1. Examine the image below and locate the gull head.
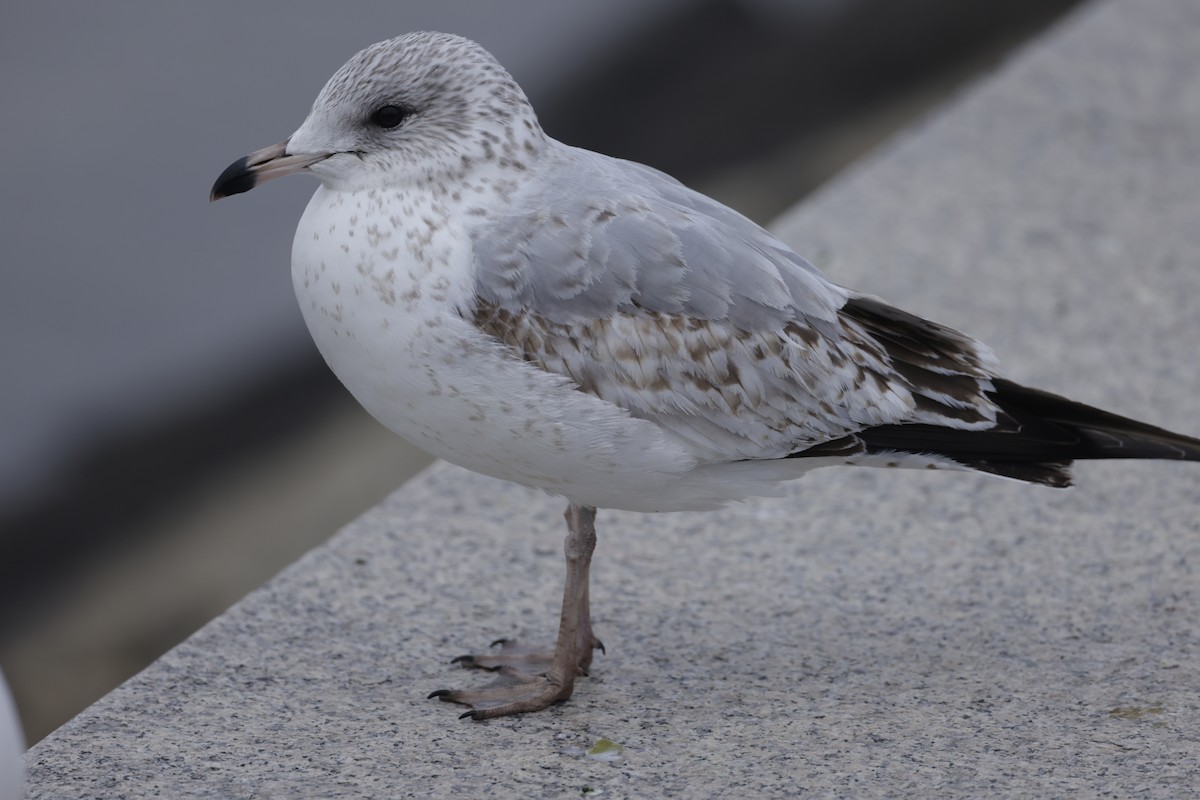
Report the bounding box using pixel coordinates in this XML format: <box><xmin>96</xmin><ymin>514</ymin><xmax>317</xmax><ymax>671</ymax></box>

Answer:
<box><xmin>211</xmin><ymin>32</ymin><xmax>545</xmax><ymax>200</ymax></box>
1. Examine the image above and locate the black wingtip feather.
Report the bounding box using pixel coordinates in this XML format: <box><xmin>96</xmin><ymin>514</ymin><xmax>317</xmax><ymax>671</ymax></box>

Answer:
<box><xmin>856</xmin><ymin>379</ymin><xmax>1200</xmax><ymax>487</ymax></box>
<box><xmin>989</xmin><ymin>379</ymin><xmax>1200</xmax><ymax>462</ymax></box>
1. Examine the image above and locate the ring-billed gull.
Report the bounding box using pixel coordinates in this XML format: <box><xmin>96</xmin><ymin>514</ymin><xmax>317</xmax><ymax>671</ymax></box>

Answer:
<box><xmin>211</xmin><ymin>31</ymin><xmax>1200</xmax><ymax>720</ymax></box>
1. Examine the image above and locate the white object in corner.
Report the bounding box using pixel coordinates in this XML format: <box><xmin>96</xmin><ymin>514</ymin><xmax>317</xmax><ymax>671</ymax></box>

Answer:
<box><xmin>0</xmin><ymin>669</ymin><xmax>22</xmax><ymax>800</ymax></box>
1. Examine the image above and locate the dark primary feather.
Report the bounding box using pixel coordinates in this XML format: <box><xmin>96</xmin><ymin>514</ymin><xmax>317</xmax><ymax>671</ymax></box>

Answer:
<box><xmin>853</xmin><ymin>379</ymin><xmax>1200</xmax><ymax>487</ymax></box>
<box><xmin>786</xmin><ymin>296</ymin><xmax>1200</xmax><ymax>487</ymax></box>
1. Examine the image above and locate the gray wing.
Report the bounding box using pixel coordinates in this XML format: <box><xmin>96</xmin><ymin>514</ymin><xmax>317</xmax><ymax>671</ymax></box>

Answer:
<box><xmin>472</xmin><ymin>145</ymin><xmax>1003</xmax><ymax>462</ymax></box>
<box><xmin>475</xmin><ymin>149</ymin><xmax>844</xmax><ymax>331</ymax></box>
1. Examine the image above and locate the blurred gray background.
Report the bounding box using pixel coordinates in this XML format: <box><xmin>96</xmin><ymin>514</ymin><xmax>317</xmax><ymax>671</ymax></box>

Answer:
<box><xmin>0</xmin><ymin>0</ymin><xmax>1079</xmax><ymax>743</ymax></box>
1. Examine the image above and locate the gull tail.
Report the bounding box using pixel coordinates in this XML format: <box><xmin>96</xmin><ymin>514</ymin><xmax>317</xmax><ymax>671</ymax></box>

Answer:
<box><xmin>854</xmin><ymin>379</ymin><xmax>1200</xmax><ymax>487</ymax></box>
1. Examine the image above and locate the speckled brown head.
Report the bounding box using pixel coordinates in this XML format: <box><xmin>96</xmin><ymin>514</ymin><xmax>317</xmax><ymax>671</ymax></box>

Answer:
<box><xmin>211</xmin><ymin>31</ymin><xmax>546</xmax><ymax>201</ymax></box>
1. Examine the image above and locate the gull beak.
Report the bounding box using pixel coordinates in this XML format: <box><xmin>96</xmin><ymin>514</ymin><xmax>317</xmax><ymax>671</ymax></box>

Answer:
<box><xmin>210</xmin><ymin>140</ymin><xmax>331</xmax><ymax>201</ymax></box>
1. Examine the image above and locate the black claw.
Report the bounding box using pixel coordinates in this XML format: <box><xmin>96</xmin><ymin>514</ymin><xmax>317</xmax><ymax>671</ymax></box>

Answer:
<box><xmin>450</xmin><ymin>655</ymin><xmax>475</xmax><ymax>666</ymax></box>
<box><xmin>595</xmin><ymin>639</ymin><xmax>606</xmax><ymax>654</ymax></box>
<box><xmin>489</xmin><ymin>638</ymin><xmax>510</xmax><ymax>648</ymax></box>
<box><xmin>427</xmin><ymin>689</ymin><xmax>453</xmax><ymax>699</ymax></box>
<box><xmin>459</xmin><ymin>710</ymin><xmax>480</xmax><ymax>720</ymax></box>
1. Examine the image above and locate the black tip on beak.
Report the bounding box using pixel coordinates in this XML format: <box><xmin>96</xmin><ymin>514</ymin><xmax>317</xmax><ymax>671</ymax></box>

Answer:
<box><xmin>210</xmin><ymin>156</ymin><xmax>256</xmax><ymax>202</ymax></box>
<box><xmin>210</xmin><ymin>140</ymin><xmax>328</xmax><ymax>202</ymax></box>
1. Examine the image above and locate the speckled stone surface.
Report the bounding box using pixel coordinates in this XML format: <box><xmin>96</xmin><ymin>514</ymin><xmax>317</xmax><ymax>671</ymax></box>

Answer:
<box><xmin>27</xmin><ymin>1</ymin><xmax>1200</xmax><ymax>796</ymax></box>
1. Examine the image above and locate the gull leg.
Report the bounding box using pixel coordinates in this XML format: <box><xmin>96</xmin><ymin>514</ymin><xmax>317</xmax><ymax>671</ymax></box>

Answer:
<box><xmin>428</xmin><ymin>503</ymin><xmax>602</xmax><ymax>720</ymax></box>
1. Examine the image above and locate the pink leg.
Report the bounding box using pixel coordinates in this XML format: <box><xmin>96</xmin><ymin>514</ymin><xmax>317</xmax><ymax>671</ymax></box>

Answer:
<box><xmin>428</xmin><ymin>503</ymin><xmax>603</xmax><ymax>720</ymax></box>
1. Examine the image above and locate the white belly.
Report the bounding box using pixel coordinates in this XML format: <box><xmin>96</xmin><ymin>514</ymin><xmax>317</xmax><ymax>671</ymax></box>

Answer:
<box><xmin>288</xmin><ymin>186</ymin><xmax>740</xmax><ymax>511</ymax></box>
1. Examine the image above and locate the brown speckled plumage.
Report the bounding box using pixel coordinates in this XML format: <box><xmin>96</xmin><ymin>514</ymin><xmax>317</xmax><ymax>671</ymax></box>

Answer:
<box><xmin>212</xmin><ymin>31</ymin><xmax>1200</xmax><ymax>721</ymax></box>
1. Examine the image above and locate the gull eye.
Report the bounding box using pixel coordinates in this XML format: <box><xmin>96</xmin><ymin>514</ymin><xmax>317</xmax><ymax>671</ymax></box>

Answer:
<box><xmin>370</xmin><ymin>105</ymin><xmax>408</xmax><ymax>129</ymax></box>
